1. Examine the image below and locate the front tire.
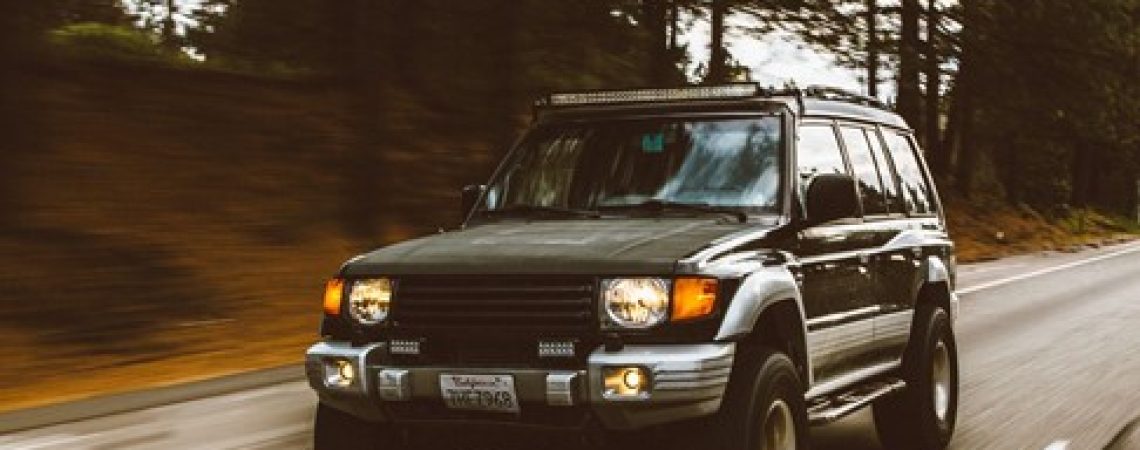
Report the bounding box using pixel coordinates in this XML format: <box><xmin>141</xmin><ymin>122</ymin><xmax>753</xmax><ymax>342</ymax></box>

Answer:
<box><xmin>873</xmin><ymin>307</ymin><xmax>959</xmax><ymax>450</ymax></box>
<box><xmin>313</xmin><ymin>403</ymin><xmax>400</xmax><ymax>450</ymax></box>
<box><xmin>719</xmin><ymin>347</ymin><xmax>808</xmax><ymax>450</ymax></box>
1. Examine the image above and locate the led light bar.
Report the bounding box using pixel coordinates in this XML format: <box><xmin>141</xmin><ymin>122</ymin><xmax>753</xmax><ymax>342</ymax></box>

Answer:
<box><xmin>547</xmin><ymin>84</ymin><xmax>761</xmax><ymax>106</ymax></box>
<box><xmin>538</xmin><ymin>340</ymin><xmax>576</xmax><ymax>358</ymax></box>
<box><xmin>389</xmin><ymin>339</ymin><xmax>421</xmax><ymax>355</ymax></box>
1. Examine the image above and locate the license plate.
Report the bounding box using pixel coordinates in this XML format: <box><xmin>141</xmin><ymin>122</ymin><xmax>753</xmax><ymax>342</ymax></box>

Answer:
<box><xmin>439</xmin><ymin>374</ymin><xmax>520</xmax><ymax>413</ymax></box>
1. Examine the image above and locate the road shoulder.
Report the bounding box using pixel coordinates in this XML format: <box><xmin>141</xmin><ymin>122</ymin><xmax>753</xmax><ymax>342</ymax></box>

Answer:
<box><xmin>0</xmin><ymin>365</ymin><xmax>302</xmax><ymax>434</ymax></box>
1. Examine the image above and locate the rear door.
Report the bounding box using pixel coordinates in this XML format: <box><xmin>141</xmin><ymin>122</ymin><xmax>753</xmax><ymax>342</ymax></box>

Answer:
<box><xmin>834</xmin><ymin>124</ymin><xmax>910</xmax><ymax>365</ymax></box>
<box><xmin>873</xmin><ymin>130</ymin><xmax>945</xmax><ymax>360</ymax></box>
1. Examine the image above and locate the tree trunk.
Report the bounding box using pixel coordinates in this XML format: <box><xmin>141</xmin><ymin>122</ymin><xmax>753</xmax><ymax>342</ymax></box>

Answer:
<box><xmin>707</xmin><ymin>0</ymin><xmax>729</xmax><ymax>83</ymax></box>
<box><xmin>162</xmin><ymin>0</ymin><xmax>178</xmax><ymax>49</ymax></box>
<box><xmin>645</xmin><ymin>0</ymin><xmax>670</xmax><ymax>84</ymax></box>
<box><xmin>897</xmin><ymin>0</ymin><xmax>923</xmax><ymax>133</ymax></box>
<box><xmin>0</xmin><ymin>3</ymin><xmax>39</xmax><ymax>232</ymax></box>
<box><xmin>341</xmin><ymin>0</ymin><xmax>389</xmax><ymax>242</ymax></box>
<box><xmin>953</xmin><ymin>0</ymin><xmax>978</xmax><ymax>197</ymax></box>
<box><xmin>491</xmin><ymin>0</ymin><xmax>519</xmax><ymax>153</ymax></box>
<box><xmin>1070</xmin><ymin>141</ymin><xmax>1091</xmax><ymax>208</ymax></box>
<box><xmin>0</xmin><ymin>10</ymin><xmax>19</xmax><ymax>231</ymax></box>
<box><xmin>924</xmin><ymin>0</ymin><xmax>945</xmax><ymax>176</ymax></box>
<box><xmin>866</xmin><ymin>0</ymin><xmax>879</xmax><ymax>98</ymax></box>
<box><xmin>668</xmin><ymin>1</ymin><xmax>679</xmax><ymax>52</ymax></box>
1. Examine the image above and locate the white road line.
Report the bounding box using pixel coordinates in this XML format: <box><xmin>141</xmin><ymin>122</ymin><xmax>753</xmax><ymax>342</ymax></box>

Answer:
<box><xmin>0</xmin><ymin>434</ymin><xmax>84</xmax><ymax>450</ymax></box>
<box><xmin>958</xmin><ymin>242</ymin><xmax>1140</xmax><ymax>295</ymax></box>
<box><xmin>1043</xmin><ymin>440</ymin><xmax>1070</xmax><ymax>450</ymax></box>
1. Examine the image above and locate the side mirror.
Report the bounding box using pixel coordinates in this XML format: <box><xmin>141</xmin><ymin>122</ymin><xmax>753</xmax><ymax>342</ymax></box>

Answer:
<box><xmin>804</xmin><ymin>174</ymin><xmax>859</xmax><ymax>225</ymax></box>
<box><xmin>460</xmin><ymin>184</ymin><xmax>487</xmax><ymax>220</ymax></box>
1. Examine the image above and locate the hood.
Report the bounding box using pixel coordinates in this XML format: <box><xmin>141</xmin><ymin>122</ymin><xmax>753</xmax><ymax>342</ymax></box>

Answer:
<box><xmin>342</xmin><ymin>218</ymin><xmax>772</xmax><ymax>276</ymax></box>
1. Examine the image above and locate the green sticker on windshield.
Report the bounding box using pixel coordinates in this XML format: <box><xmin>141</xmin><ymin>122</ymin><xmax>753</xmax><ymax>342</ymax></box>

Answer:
<box><xmin>641</xmin><ymin>132</ymin><xmax>665</xmax><ymax>153</ymax></box>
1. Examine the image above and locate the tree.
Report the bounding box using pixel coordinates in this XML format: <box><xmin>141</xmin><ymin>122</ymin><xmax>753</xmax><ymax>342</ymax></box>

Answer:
<box><xmin>897</xmin><ymin>0</ymin><xmax>923</xmax><ymax>136</ymax></box>
<box><xmin>866</xmin><ymin>0</ymin><xmax>880</xmax><ymax>98</ymax></box>
<box><xmin>923</xmin><ymin>0</ymin><xmax>945</xmax><ymax>176</ymax></box>
<box><xmin>644</xmin><ymin>0</ymin><xmax>671</xmax><ymax>83</ymax></box>
<box><xmin>706</xmin><ymin>0</ymin><xmax>730</xmax><ymax>83</ymax></box>
<box><xmin>957</xmin><ymin>0</ymin><xmax>1140</xmax><ymax>211</ymax></box>
<box><xmin>161</xmin><ymin>0</ymin><xmax>177</xmax><ymax>48</ymax></box>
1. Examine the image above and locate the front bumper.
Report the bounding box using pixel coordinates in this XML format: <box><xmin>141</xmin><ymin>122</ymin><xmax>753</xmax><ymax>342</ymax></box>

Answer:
<box><xmin>305</xmin><ymin>341</ymin><xmax>735</xmax><ymax>430</ymax></box>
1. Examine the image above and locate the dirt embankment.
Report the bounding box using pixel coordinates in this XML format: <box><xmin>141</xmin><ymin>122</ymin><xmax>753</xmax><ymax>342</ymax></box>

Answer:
<box><xmin>0</xmin><ymin>63</ymin><xmax>1131</xmax><ymax>413</ymax></box>
<box><xmin>945</xmin><ymin>195</ymin><xmax>1134</xmax><ymax>263</ymax></box>
<box><xmin>0</xmin><ymin>63</ymin><xmax>496</xmax><ymax>412</ymax></box>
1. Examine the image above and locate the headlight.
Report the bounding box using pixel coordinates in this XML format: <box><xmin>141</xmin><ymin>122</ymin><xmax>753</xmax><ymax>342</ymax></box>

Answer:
<box><xmin>601</xmin><ymin>278</ymin><xmax>669</xmax><ymax>329</ymax></box>
<box><xmin>347</xmin><ymin>278</ymin><xmax>392</xmax><ymax>325</ymax></box>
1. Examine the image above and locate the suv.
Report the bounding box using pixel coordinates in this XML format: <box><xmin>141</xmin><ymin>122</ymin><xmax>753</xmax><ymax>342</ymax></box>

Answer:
<box><xmin>306</xmin><ymin>84</ymin><xmax>959</xmax><ymax>450</ymax></box>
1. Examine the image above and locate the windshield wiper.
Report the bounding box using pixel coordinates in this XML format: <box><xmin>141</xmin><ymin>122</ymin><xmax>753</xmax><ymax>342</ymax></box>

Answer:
<box><xmin>599</xmin><ymin>200</ymin><xmax>749</xmax><ymax>223</ymax></box>
<box><xmin>482</xmin><ymin>205</ymin><xmax>601</xmax><ymax>219</ymax></box>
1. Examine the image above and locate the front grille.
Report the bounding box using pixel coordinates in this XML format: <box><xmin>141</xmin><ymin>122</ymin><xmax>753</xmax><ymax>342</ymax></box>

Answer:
<box><xmin>392</xmin><ymin>275</ymin><xmax>596</xmax><ymax>332</ymax></box>
<box><xmin>390</xmin><ymin>276</ymin><xmax>596</xmax><ymax>367</ymax></box>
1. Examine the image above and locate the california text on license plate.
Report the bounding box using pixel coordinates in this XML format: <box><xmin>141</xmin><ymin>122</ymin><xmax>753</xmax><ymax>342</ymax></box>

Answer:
<box><xmin>439</xmin><ymin>374</ymin><xmax>520</xmax><ymax>413</ymax></box>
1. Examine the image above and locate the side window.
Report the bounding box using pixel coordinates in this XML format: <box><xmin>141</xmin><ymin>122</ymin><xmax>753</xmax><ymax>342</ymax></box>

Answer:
<box><xmin>883</xmin><ymin>132</ymin><xmax>935</xmax><ymax>215</ymax></box>
<box><xmin>839</xmin><ymin>126</ymin><xmax>890</xmax><ymax>215</ymax></box>
<box><xmin>865</xmin><ymin>129</ymin><xmax>905</xmax><ymax>213</ymax></box>
<box><xmin>796</xmin><ymin>124</ymin><xmax>849</xmax><ymax>198</ymax></box>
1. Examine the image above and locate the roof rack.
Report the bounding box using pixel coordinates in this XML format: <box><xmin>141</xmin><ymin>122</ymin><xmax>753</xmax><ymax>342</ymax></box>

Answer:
<box><xmin>537</xmin><ymin>83</ymin><xmax>891</xmax><ymax>113</ymax></box>
<box><xmin>800</xmin><ymin>85</ymin><xmax>889</xmax><ymax>110</ymax></box>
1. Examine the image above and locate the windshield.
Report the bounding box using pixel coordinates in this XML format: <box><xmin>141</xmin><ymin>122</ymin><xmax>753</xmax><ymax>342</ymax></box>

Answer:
<box><xmin>481</xmin><ymin>116</ymin><xmax>785</xmax><ymax>216</ymax></box>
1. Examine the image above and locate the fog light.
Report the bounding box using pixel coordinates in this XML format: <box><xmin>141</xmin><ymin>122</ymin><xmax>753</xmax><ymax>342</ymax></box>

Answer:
<box><xmin>622</xmin><ymin>368</ymin><xmax>643</xmax><ymax>390</ymax></box>
<box><xmin>324</xmin><ymin>358</ymin><xmax>356</xmax><ymax>388</ymax></box>
<box><xmin>603</xmin><ymin>366</ymin><xmax>650</xmax><ymax>398</ymax></box>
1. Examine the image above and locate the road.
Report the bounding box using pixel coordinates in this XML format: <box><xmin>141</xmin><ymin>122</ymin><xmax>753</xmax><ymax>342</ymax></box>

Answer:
<box><xmin>4</xmin><ymin>242</ymin><xmax>1140</xmax><ymax>449</ymax></box>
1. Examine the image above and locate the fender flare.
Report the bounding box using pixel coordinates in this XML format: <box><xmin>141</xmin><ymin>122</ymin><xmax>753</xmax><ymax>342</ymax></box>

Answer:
<box><xmin>922</xmin><ymin>254</ymin><xmax>960</xmax><ymax>323</ymax></box>
<box><xmin>926</xmin><ymin>255</ymin><xmax>951</xmax><ymax>284</ymax></box>
<box><xmin>715</xmin><ymin>265</ymin><xmax>811</xmax><ymax>385</ymax></box>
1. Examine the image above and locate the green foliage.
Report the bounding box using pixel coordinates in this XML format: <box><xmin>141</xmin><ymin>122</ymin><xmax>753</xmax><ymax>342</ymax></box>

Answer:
<box><xmin>47</xmin><ymin>22</ymin><xmax>189</xmax><ymax>65</ymax></box>
<box><xmin>1</xmin><ymin>0</ymin><xmax>131</xmax><ymax>56</ymax></box>
<box><xmin>965</xmin><ymin>0</ymin><xmax>1140</xmax><ymax>212</ymax></box>
<box><xmin>190</xmin><ymin>0</ymin><xmax>659</xmax><ymax>89</ymax></box>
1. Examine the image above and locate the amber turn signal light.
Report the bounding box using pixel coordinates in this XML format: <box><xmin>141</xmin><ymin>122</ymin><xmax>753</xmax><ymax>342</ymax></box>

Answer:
<box><xmin>671</xmin><ymin>277</ymin><xmax>718</xmax><ymax>321</ymax></box>
<box><xmin>323</xmin><ymin>278</ymin><xmax>345</xmax><ymax>316</ymax></box>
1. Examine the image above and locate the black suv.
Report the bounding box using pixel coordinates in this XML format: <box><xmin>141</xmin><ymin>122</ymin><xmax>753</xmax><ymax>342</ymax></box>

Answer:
<box><xmin>306</xmin><ymin>84</ymin><xmax>959</xmax><ymax>450</ymax></box>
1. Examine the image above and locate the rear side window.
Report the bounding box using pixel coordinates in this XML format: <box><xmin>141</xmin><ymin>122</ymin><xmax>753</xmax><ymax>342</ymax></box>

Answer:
<box><xmin>796</xmin><ymin>124</ymin><xmax>849</xmax><ymax>197</ymax></box>
<box><xmin>865</xmin><ymin>129</ymin><xmax>905</xmax><ymax>213</ymax></box>
<box><xmin>883</xmin><ymin>132</ymin><xmax>935</xmax><ymax>215</ymax></box>
<box><xmin>840</xmin><ymin>126</ymin><xmax>892</xmax><ymax>215</ymax></box>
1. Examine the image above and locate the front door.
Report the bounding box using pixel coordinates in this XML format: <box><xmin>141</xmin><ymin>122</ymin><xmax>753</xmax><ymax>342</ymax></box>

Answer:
<box><xmin>794</xmin><ymin>121</ymin><xmax>880</xmax><ymax>383</ymax></box>
<box><xmin>796</xmin><ymin>224</ymin><xmax>880</xmax><ymax>383</ymax></box>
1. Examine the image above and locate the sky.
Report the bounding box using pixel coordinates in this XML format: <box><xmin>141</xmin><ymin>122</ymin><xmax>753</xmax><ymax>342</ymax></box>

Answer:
<box><xmin>681</xmin><ymin>13</ymin><xmax>867</xmax><ymax>95</ymax></box>
<box><xmin>122</xmin><ymin>0</ymin><xmax>203</xmax><ymax>34</ymax></box>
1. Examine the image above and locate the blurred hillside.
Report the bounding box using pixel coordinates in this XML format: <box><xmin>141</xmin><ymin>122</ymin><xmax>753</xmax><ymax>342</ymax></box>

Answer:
<box><xmin>0</xmin><ymin>61</ymin><xmax>505</xmax><ymax>410</ymax></box>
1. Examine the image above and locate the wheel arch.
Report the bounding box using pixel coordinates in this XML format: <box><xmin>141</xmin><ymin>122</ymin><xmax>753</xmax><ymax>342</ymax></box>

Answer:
<box><xmin>920</xmin><ymin>255</ymin><xmax>956</xmax><ymax>321</ymax></box>
<box><xmin>715</xmin><ymin>265</ymin><xmax>811</xmax><ymax>387</ymax></box>
<box><xmin>903</xmin><ymin>256</ymin><xmax>957</xmax><ymax>358</ymax></box>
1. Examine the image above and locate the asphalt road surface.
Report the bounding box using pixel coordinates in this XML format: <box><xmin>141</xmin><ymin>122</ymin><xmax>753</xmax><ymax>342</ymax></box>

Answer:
<box><xmin>4</xmin><ymin>242</ymin><xmax>1140</xmax><ymax>450</ymax></box>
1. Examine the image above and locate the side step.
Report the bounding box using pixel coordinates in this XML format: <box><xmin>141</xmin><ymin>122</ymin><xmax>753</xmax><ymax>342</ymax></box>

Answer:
<box><xmin>807</xmin><ymin>379</ymin><xmax>907</xmax><ymax>426</ymax></box>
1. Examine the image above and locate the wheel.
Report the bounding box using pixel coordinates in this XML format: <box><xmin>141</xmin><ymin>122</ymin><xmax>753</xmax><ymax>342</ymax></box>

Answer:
<box><xmin>313</xmin><ymin>403</ymin><xmax>401</xmax><ymax>450</ymax></box>
<box><xmin>718</xmin><ymin>347</ymin><xmax>808</xmax><ymax>450</ymax></box>
<box><xmin>873</xmin><ymin>307</ymin><xmax>959</xmax><ymax>450</ymax></box>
